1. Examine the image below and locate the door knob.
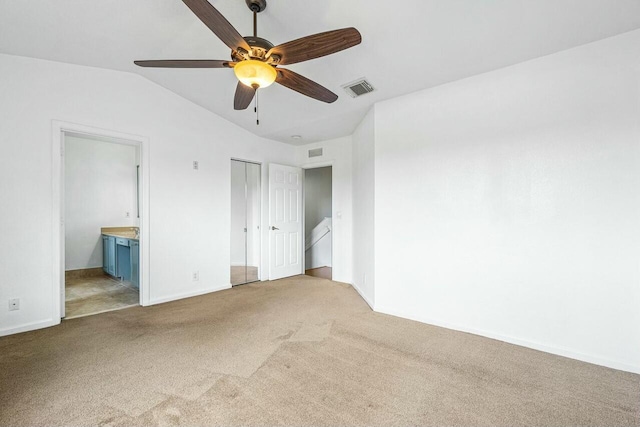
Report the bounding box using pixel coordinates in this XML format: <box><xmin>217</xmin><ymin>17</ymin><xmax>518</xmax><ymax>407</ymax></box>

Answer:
<box><xmin>271</xmin><ymin>226</ymin><xmax>279</xmax><ymax>230</ymax></box>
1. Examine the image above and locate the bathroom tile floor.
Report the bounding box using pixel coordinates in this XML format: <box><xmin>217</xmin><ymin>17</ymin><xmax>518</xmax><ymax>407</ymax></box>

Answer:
<box><xmin>65</xmin><ymin>274</ymin><xmax>139</xmax><ymax>319</ymax></box>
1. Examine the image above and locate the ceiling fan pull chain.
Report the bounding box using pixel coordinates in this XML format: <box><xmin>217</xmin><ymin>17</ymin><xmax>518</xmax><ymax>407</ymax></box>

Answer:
<box><xmin>255</xmin><ymin>88</ymin><xmax>260</xmax><ymax>125</ymax></box>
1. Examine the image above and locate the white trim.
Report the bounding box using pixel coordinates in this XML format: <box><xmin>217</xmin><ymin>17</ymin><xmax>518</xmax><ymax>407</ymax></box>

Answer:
<box><xmin>351</xmin><ymin>282</ymin><xmax>374</xmax><ymax>310</ymax></box>
<box><xmin>0</xmin><ymin>319</ymin><xmax>59</xmax><ymax>337</ymax></box>
<box><xmin>230</xmin><ymin>157</ymin><xmax>262</xmax><ymax>166</ymax></box>
<box><xmin>52</xmin><ymin>120</ymin><xmax>152</xmax><ymax>325</ymax></box>
<box><xmin>65</xmin><ymin>266</ymin><xmax>104</xmax><ymax>272</ymax></box>
<box><xmin>52</xmin><ymin>123</ymin><xmax>63</xmax><ymax>321</ymax></box>
<box><xmin>64</xmin><ymin>304</ymin><xmax>139</xmax><ymax>320</ymax></box>
<box><xmin>300</xmin><ymin>160</ymin><xmax>334</xmax><ymax>170</ymax></box>
<box><xmin>149</xmin><ymin>284</ymin><xmax>231</xmax><ymax>305</ymax></box>
<box><xmin>375</xmin><ymin>304</ymin><xmax>640</xmax><ymax>374</ymax></box>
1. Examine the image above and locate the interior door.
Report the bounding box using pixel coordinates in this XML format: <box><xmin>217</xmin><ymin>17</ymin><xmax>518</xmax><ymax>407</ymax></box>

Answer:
<box><xmin>230</xmin><ymin>160</ymin><xmax>249</xmax><ymax>285</ymax></box>
<box><xmin>269</xmin><ymin>163</ymin><xmax>303</xmax><ymax>280</ymax></box>
<box><xmin>230</xmin><ymin>160</ymin><xmax>261</xmax><ymax>286</ymax></box>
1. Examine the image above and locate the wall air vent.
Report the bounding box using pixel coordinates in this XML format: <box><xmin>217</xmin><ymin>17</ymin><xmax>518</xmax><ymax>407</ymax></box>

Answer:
<box><xmin>308</xmin><ymin>148</ymin><xmax>323</xmax><ymax>158</ymax></box>
<box><xmin>342</xmin><ymin>78</ymin><xmax>375</xmax><ymax>98</ymax></box>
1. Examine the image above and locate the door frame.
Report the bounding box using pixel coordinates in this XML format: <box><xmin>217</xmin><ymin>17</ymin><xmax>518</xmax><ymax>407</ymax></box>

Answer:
<box><xmin>230</xmin><ymin>158</ymin><xmax>262</xmax><ymax>285</ymax></box>
<box><xmin>301</xmin><ymin>161</ymin><xmax>334</xmax><ymax>277</ymax></box>
<box><xmin>52</xmin><ymin>120</ymin><xmax>151</xmax><ymax>320</ymax></box>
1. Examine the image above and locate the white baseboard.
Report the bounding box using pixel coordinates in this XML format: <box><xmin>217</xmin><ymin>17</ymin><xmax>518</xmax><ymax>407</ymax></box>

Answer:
<box><xmin>65</xmin><ymin>266</ymin><xmax>102</xmax><ymax>272</ymax></box>
<box><xmin>148</xmin><ymin>284</ymin><xmax>232</xmax><ymax>306</ymax></box>
<box><xmin>351</xmin><ymin>282</ymin><xmax>375</xmax><ymax>310</ymax></box>
<box><xmin>375</xmin><ymin>305</ymin><xmax>640</xmax><ymax>374</ymax></box>
<box><xmin>0</xmin><ymin>318</ymin><xmax>60</xmax><ymax>337</ymax></box>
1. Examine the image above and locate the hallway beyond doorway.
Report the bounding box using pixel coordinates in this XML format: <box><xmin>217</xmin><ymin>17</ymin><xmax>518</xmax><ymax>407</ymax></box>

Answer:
<box><xmin>305</xmin><ymin>266</ymin><xmax>332</xmax><ymax>280</ymax></box>
<box><xmin>304</xmin><ymin>166</ymin><xmax>332</xmax><ymax>280</ymax></box>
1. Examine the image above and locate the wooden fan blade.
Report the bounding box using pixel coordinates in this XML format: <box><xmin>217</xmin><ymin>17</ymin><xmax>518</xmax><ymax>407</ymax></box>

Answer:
<box><xmin>234</xmin><ymin>82</ymin><xmax>256</xmax><ymax>110</ymax></box>
<box><xmin>267</xmin><ymin>28</ymin><xmax>361</xmax><ymax>65</ymax></box>
<box><xmin>182</xmin><ymin>0</ymin><xmax>250</xmax><ymax>52</ymax></box>
<box><xmin>276</xmin><ymin>68</ymin><xmax>338</xmax><ymax>103</ymax></box>
<box><xmin>134</xmin><ymin>60</ymin><xmax>234</xmax><ymax>68</ymax></box>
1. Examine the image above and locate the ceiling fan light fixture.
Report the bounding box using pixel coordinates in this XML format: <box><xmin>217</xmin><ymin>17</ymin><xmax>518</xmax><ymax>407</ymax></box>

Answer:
<box><xmin>234</xmin><ymin>60</ymin><xmax>277</xmax><ymax>88</ymax></box>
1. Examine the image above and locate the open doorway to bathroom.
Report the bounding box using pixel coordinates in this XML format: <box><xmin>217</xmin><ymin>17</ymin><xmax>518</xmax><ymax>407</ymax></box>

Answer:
<box><xmin>304</xmin><ymin>166</ymin><xmax>332</xmax><ymax>280</ymax></box>
<box><xmin>62</xmin><ymin>132</ymin><xmax>141</xmax><ymax>319</ymax></box>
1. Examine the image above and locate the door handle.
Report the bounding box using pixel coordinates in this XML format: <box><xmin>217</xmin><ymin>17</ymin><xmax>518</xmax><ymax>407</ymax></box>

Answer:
<box><xmin>271</xmin><ymin>226</ymin><xmax>279</xmax><ymax>230</ymax></box>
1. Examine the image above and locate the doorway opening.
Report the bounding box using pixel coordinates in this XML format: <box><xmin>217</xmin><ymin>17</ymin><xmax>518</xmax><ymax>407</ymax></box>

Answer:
<box><xmin>304</xmin><ymin>166</ymin><xmax>332</xmax><ymax>280</ymax></box>
<box><xmin>230</xmin><ymin>159</ymin><xmax>262</xmax><ymax>286</ymax></box>
<box><xmin>62</xmin><ymin>131</ymin><xmax>142</xmax><ymax>319</ymax></box>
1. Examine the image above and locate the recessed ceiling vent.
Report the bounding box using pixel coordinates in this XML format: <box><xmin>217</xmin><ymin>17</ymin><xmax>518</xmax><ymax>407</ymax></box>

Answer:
<box><xmin>308</xmin><ymin>148</ymin><xmax>323</xmax><ymax>158</ymax></box>
<box><xmin>342</xmin><ymin>78</ymin><xmax>375</xmax><ymax>98</ymax></box>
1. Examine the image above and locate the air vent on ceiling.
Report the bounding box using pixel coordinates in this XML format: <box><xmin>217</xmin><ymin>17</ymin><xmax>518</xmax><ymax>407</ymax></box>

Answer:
<box><xmin>342</xmin><ymin>78</ymin><xmax>375</xmax><ymax>98</ymax></box>
<box><xmin>308</xmin><ymin>148</ymin><xmax>323</xmax><ymax>158</ymax></box>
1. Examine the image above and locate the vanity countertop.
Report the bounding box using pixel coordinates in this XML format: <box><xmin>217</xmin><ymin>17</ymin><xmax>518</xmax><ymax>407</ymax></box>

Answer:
<box><xmin>101</xmin><ymin>227</ymin><xmax>139</xmax><ymax>241</ymax></box>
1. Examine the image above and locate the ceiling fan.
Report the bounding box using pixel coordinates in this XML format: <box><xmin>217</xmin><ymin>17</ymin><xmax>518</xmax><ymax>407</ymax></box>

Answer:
<box><xmin>134</xmin><ymin>0</ymin><xmax>362</xmax><ymax>112</ymax></box>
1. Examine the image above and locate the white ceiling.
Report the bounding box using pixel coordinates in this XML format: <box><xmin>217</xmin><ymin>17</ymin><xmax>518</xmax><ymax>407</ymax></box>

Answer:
<box><xmin>1</xmin><ymin>1</ymin><xmax>640</xmax><ymax>145</ymax></box>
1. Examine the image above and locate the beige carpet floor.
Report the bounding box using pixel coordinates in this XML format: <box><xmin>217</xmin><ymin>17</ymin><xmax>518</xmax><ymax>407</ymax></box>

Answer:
<box><xmin>1</xmin><ymin>275</ymin><xmax>638</xmax><ymax>426</ymax></box>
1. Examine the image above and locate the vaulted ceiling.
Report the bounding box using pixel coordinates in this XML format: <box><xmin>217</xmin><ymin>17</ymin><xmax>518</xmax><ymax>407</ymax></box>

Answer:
<box><xmin>1</xmin><ymin>0</ymin><xmax>640</xmax><ymax>145</ymax></box>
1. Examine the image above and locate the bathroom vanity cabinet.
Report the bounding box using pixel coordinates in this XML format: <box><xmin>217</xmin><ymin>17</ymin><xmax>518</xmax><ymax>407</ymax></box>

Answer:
<box><xmin>102</xmin><ymin>232</ymin><xmax>139</xmax><ymax>288</ymax></box>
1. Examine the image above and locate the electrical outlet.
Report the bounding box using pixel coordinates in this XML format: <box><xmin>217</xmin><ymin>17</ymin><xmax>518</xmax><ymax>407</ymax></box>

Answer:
<box><xmin>192</xmin><ymin>271</ymin><xmax>199</xmax><ymax>281</ymax></box>
<box><xmin>125</xmin><ymin>211</ymin><xmax>130</xmax><ymax>218</ymax></box>
<box><xmin>193</xmin><ymin>161</ymin><xmax>199</xmax><ymax>170</ymax></box>
<box><xmin>9</xmin><ymin>298</ymin><xmax>19</xmax><ymax>311</ymax></box>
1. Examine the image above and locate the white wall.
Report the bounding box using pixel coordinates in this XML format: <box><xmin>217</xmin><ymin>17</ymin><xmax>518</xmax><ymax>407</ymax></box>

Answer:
<box><xmin>295</xmin><ymin>137</ymin><xmax>353</xmax><ymax>284</ymax></box>
<box><xmin>65</xmin><ymin>135</ymin><xmax>138</xmax><ymax>270</ymax></box>
<box><xmin>372</xmin><ymin>30</ymin><xmax>640</xmax><ymax>373</ymax></box>
<box><xmin>351</xmin><ymin>108</ymin><xmax>376</xmax><ymax>308</ymax></box>
<box><xmin>0</xmin><ymin>53</ymin><xmax>295</xmax><ymax>336</ymax></box>
<box><xmin>304</xmin><ymin>167</ymin><xmax>332</xmax><ymax>237</ymax></box>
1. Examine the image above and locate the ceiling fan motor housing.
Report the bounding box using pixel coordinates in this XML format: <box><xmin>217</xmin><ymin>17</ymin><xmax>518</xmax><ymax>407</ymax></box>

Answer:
<box><xmin>232</xmin><ymin>36</ymin><xmax>276</xmax><ymax>62</ymax></box>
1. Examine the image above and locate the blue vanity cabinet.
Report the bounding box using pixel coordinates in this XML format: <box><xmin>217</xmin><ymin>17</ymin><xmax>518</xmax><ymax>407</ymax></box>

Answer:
<box><xmin>102</xmin><ymin>236</ymin><xmax>109</xmax><ymax>274</ymax></box>
<box><xmin>102</xmin><ymin>235</ymin><xmax>116</xmax><ymax>276</ymax></box>
<box><xmin>130</xmin><ymin>240</ymin><xmax>140</xmax><ymax>288</ymax></box>
<box><xmin>102</xmin><ymin>233</ymin><xmax>139</xmax><ymax>285</ymax></box>
<box><xmin>116</xmin><ymin>238</ymin><xmax>131</xmax><ymax>281</ymax></box>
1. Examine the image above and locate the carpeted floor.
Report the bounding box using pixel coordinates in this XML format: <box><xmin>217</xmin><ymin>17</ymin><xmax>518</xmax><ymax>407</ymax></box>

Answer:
<box><xmin>1</xmin><ymin>275</ymin><xmax>638</xmax><ymax>426</ymax></box>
